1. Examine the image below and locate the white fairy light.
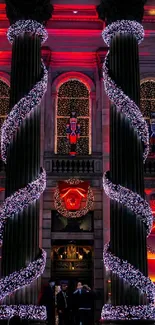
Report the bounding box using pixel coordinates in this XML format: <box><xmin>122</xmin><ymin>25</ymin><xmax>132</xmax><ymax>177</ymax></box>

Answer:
<box><xmin>102</xmin><ymin>20</ymin><xmax>149</xmax><ymax>162</ymax></box>
<box><xmin>0</xmin><ymin>249</ymin><xmax>46</xmax><ymax>301</ymax></box>
<box><xmin>0</xmin><ymin>168</ymin><xmax>46</xmax><ymax>244</ymax></box>
<box><xmin>1</xmin><ymin>20</ymin><xmax>48</xmax><ymax>163</ymax></box>
<box><xmin>0</xmin><ymin>305</ymin><xmax>46</xmax><ymax>320</ymax></box>
<box><xmin>101</xmin><ymin>20</ymin><xmax>155</xmax><ymax>321</ymax></box>
<box><xmin>103</xmin><ymin>171</ymin><xmax>153</xmax><ymax>236</ymax></box>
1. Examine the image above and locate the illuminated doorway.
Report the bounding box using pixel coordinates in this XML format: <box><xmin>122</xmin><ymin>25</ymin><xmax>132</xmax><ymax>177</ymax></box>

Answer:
<box><xmin>51</xmin><ymin>240</ymin><xmax>93</xmax><ymax>325</ymax></box>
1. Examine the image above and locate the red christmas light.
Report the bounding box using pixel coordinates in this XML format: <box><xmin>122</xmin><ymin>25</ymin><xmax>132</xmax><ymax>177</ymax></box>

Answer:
<box><xmin>58</xmin><ymin>181</ymin><xmax>88</xmax><ymax>211</ymax></box>
<box><xmin>54</xmin><ymin>178</ymin><xmax>94</xmax><ymax>218</ymax></box>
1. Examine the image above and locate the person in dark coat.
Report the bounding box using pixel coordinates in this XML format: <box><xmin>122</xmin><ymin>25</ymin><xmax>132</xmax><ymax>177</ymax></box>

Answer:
<box><xmin>38</xmin><ymin>280</ymin><xmax>55</xmax><ymax>325</ymax></box>
<box><xmin>77</xmin><ymin>285</ymin><xmax>95</xmax><ymax>325</ymax></box>
<box><xmin>72</xmin><ymin>281</ymin><xmax>83</xmax><ymax>325</ymax></box>
<box><xmin>56</xmin><ymin>281</ymin><xmax>71</xmax><ymax>325</ymax></box>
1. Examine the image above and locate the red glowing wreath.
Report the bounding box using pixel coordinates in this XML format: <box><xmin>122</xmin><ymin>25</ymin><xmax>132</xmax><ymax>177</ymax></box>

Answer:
<box><xmin>54</xmin><ymin>179</ymin><xmax>94</xmax><ymax>218</ymax></box>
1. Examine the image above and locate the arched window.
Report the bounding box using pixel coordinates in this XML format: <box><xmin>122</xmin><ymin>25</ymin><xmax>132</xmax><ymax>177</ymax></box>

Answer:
<box><xmin>140</xmin><ymin>79</ymin><xmax>155</xmax><ymax>155</ymax></box>
<box><xmin>55</xmin><ymin>79</ymin><xmax>91</xmax><ymax>155</ymax></box>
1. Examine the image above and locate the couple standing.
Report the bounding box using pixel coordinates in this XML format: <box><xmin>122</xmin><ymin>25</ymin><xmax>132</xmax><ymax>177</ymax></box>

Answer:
<box><xmin>56</xmin><ymin>281</ymin><xmax>95</xmax><ymax>325</ymax></box>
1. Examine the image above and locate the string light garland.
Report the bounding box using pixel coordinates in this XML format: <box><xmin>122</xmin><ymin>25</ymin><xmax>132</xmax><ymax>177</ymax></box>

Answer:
<box><xmin>102</xmin><ymin>20</ymin><xmax>155</xmax><ymax>321</ymax></box>
<box><xmin>0</xmin><ymin>305</ymin><xmax>46</xmax><ymax>320</ymax></box>
<box><xmin>103</xmin><ymin>20</ymin><xmax>149</xmax><ymax>162</ymax></box>
<box><xmin>103</xmin><ymin>171</ymin><xmax>153</xmax><ymax>236</ymax></box>
<box><xmin>0</xmin><ymin>168</ymin><xmax>46</xmax><ymax>244</ymax></box>
<box><xmin>0</xmin><ymin>20</ymin><xmax>48</xmax><ymax>320</ymax></box>
<box><xmin>1</xmin><ymin>20</ymin><xmax>48</xmax><ymax>163</ymax></box>
<box><xmin>54</xmin><ymin>179</ymin><xmax>94</xmax><ymax>218</ymax></box>
<box><xmin>0</xmin><ymin>249</ymin><xmax>47</xmax><ymax>302</ymax></box>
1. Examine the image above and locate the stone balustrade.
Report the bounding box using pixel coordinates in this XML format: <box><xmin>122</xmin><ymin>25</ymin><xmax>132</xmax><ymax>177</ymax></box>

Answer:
<box><xmin>44</xmin><ymin>152</ymin><xmax>103</xmax><ymax>177</ymax></box>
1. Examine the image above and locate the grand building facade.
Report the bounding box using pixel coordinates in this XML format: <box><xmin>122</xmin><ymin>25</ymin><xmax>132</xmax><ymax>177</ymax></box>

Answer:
<box><xmin>0</xmin><ymin>0</ymin><xmax>155</xmax><ymax>320</ymax></box>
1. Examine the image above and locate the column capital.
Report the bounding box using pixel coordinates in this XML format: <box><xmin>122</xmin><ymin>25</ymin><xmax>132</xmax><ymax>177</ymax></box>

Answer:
<box><xmin>5</xmin><ymin>0</ymin><xmax>53</xmax><ymax>25</ymax></box>
<box><xmin>97</xmin><ymin>0</ymin><xmax>146</xmax><ymax>25</ymax></box>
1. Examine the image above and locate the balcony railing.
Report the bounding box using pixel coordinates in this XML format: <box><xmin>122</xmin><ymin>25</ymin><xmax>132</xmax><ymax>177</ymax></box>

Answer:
<box><xmin>44</xmin><ymin>152</ymin><xmax>103</xmax><ymax>177</ymax></box>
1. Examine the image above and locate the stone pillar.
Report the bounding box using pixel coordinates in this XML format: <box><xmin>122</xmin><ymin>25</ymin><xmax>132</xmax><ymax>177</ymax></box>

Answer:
<box><xmin>97</xmin><ymin>0</ymin><xmax>149</xmax><ymax>314</ymax></box>
<box><xmin>90</xmin><ymin>91</ymin><xmax>96</xmax><ymax>154</ymax></box>
<box><xmin>1</xmin><ymin>0</ymin><xmax>52</xmax><ymax>307</ymax></box>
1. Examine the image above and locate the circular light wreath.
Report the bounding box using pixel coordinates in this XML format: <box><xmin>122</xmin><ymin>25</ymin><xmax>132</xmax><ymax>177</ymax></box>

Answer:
<box><xmin>54</xmin><ymin>179</ymin><xmax>94</xmax><ymax>218</ymax></box>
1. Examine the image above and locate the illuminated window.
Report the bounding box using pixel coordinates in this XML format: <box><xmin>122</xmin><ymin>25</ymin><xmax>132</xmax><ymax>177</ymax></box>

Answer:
<box><xmin>140</xmin><ymin>80</ymin><xmax>155</xmax><ymax>117</ymax></box>
<box><xmin>140</xmin><ymin>79</ymin><xmax>155</xmax><ymax>155</ymax></box>
<box><xmin>0</xmin><ymin>79</ymin><xmax>10</xmax><ymax>154</ymax></box>
<box><xmin>51</xmin><ymin>244</ymin><xmax>92</xmax><ymax>272</ymax></box>
<box><xmin>55</xmin><ymin>79</ymin><xmax>91</xmax><ymax>155</ymax></box>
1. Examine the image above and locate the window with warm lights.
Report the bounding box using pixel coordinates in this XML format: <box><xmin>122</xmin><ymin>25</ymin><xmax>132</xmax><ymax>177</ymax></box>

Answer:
<box><xmin>0</xmin><ymin>79</ymin><xmax>9</xmax><ymax>124</ymax></box>
<box><xmin>140</xmin><ymin>80</ymin><xmax>155</xmax><ymax>156</ymax></box>
<box><xmin>0</xmin><ymin>80</ymin><xmax>10</xmax><ymax>158</ymax></box>
<box><xmin>55</xmin><ymin>79</ymin><xmax>91</xmax><ymax>155</ymax></box>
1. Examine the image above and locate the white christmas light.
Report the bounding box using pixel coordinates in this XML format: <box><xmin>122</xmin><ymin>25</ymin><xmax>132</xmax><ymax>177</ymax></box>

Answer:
<box><xmin>0</xmin><ymin>249</ymin><xmax>46</xmax><ymax>301</ymax></box>
<box><xmin>1</xmin><ymin>21</ymin><xmax>48</xmax><ymax>163</ymax></box>
<box><xmin>102</xmin><ymin>20</ymin><xmax>155</xmax><ymax>321</ymax></box>
<box><xmin>7</xmin><ymin>20</ymin><xmax>48</xmax><ymax>45</ymax></box>
<box><xmin>0</xmin><ymin>20</ymin><xmax>48</xmax><ymax>320</ymax></box>
<box><xmin>0</xmin><ymin>305</ymin><xmax>46</xmax><ymax>320</ymax></box>
<box><xmin>103</xmin><ymin>171</ymin><xmax>153</xmax><ymax>236</ymax></box>
<box><xmin>0</xmin><ymin>168</ymin><xmax>46</xmax><ymax>244</ymax></box>
<box><xmin>103</xmin><ymin>20</ymin><xmax>149</xmax><ymax>162</ymax></box>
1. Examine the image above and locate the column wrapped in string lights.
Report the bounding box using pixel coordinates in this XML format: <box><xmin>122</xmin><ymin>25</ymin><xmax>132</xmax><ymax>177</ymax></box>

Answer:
<box><xmin>0</xmin><ymin>0</ymin><xmax>52</xmax><ymax>321</ymax></box>
<box><xmin>97</xmin><ymin>0</ymin><xmax>155</xmax><ymax>322</ymax></box>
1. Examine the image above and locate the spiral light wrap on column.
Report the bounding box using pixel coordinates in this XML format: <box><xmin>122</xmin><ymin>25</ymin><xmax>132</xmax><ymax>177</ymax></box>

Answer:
<box><xmin>102</xmin><ymin>20</ymin><xmax>155</xmax><ymax>321</ymax></box>
<box><xmin>0</xmin><ymin>20</ymin><xmax>48</xmax><ymax>320</ymax></box>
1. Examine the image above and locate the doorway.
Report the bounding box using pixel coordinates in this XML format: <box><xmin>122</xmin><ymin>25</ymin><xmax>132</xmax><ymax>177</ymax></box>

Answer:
<box><xmin>51</xmin><ymin>240</ymin><xmax>93</xmax><ymax>287</ymax></box>
<box><xmin>51</xmin><ymin>240</ymin><xmax>93</xmax><ymax>325</ymax></box>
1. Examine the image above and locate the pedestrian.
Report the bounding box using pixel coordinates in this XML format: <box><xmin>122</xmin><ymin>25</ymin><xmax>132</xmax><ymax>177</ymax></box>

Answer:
<box><xmin>56</xmin><ymin>280</ymin><xmax>71</xmax><ymax>325</ymax></box>
<box><xmin>72</xmin><ymin>281</ymin><xmax>83</xmax><ymax>325</ymax></box>
<box><xmin>78</xmin><ymin>284</ymin><xmax>95</xmax><ymax>325</ymax></box>
<box><xmin>38</xmin><ymin>279</ymin><xmax>55</xmax><ymax>325</ymax></box>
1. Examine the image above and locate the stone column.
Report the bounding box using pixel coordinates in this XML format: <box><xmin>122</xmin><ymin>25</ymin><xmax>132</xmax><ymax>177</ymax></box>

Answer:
<box><xmin>97</xmin><ymin>0</ymin><xmax>150</xmax><ymax>316</ymax></box>
<box><xmin>1</xmin><ymin>0</ymin><xmax>52</xmax><ymax>307</ymax></box>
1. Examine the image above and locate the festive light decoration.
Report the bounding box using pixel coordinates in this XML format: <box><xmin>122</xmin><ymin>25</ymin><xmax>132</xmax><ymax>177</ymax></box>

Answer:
<box><xmin>59</xmin><ymin>180</ymin><xmax>89</xmax><ymax>211</ymax></box>
<box><xmin>7</xmin><ymin>20</ymin><xmax>48</xmax><ymax>45</ymax></box>
<box><xmin>0</xmin><ymin>305</ymin><xmax>46</xmax><ymax>320</ymax></box>
<box><xmin>140</xmin><ymin>80</ymin><xmax>155</xmax><ymax>118</ymax></box>
<box><xmin>103</xmin><ymin>171</ymin><xmax>153</xmax><ymax>236</ymax></box>
<box><xmin>57</xmin><ymin>79</ymin><xmax>90</xmax><ymax>155</ymax></box>
<box><xmin>0</xmin><ymin>168</ymin><xmax>46</xmax><ymax>244</ymax></box>
<box><xmin>0</xmin><ymin>249</ymin><xmax>46</xmax><ymax>301</ymax></box>
<box><xmin>1</xmin><ymin>21</ymin><xmax>48</xmax><ymax>163</ymax></box>
<box><xmin>0</xmin><ymin>20</ymin><xmax>48</xmax><ymax>320</ymax></box>
<box><xmin>103</xmin><ymin>20</ymin><xmax>149</xmax><ymax>162</ymax></box>
<box><xmin>66</xmin><ymin>112</ymin><xmax>80</xmax><ymax>156</ymax></box>
<box><xmin>102</xmin><ymin>20</ymin><xmax>155</xmax><ymax>321</ymax></box>
<box><xmin>0</xmin><ymin>80</ymin><xmax>10</xmax><ymax>148</ymax></box>
<box><xmin>54</xmin><ymin>179</ymin><xmax>94</xmax><ymax>218</ymax></box>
